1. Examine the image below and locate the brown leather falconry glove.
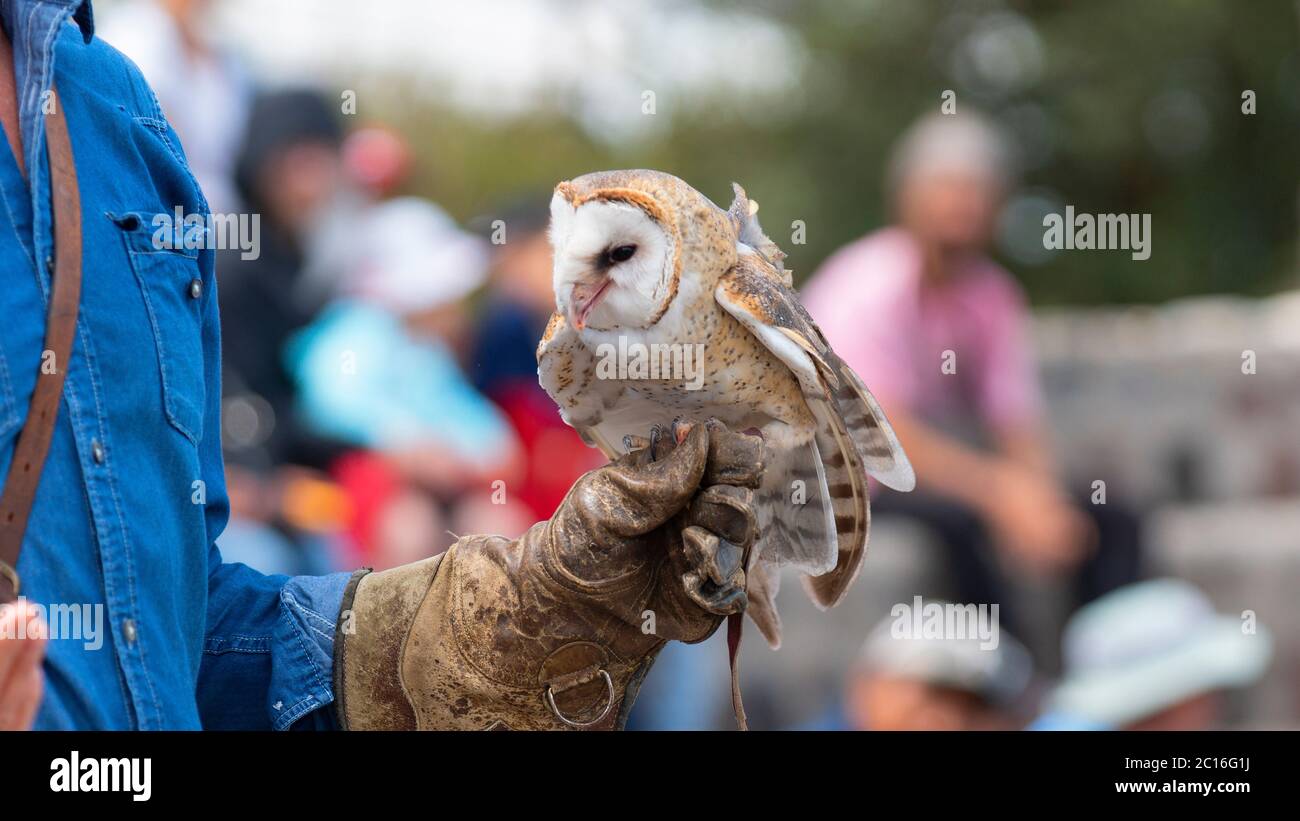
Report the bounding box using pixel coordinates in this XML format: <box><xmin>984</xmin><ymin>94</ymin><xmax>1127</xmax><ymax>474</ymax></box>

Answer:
<box><xmin>333</xmin><ymin>421</ymin><xmax>763</xmax><ymax>730</ymax></box>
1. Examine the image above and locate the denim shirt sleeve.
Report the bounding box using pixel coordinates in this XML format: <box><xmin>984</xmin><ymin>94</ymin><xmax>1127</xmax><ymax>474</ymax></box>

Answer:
<box><xmin>200</xmin><ymin>560</ymin><xmax>351</xmax><ymax>730</ymax></box>
<box><xmin>162</xmin><ymin>111</ymin><xmax>352</xmax><ymax>730</ymax></box>
<box><xmin>194</xmin><ymin>240</ymin><xmax>352</xmax><ymax>728</ymax></box>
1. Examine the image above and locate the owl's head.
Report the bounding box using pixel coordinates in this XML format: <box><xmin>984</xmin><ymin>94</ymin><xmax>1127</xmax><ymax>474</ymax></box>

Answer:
<box><xmin>548</xmin><ymin>170</ymin><xmax>738</xmax><ymax>332</ymax></box>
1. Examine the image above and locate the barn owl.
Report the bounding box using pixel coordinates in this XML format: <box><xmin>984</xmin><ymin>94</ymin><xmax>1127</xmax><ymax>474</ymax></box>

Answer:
<box><xmin>537</xmin><ymin>169</ymin><xmax>914</xmax><ymax>647</ymax></box>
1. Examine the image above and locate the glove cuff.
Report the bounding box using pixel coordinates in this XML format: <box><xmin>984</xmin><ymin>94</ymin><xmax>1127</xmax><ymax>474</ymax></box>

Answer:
<box><xmin>334</xmin><ymin>559</ymin><xmax>439</xmax><ymax>730</ymax></box>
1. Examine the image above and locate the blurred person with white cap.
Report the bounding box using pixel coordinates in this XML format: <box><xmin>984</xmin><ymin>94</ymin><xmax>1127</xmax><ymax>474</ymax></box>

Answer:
<box><xmin>1032</xmin><ymin>578</ymin><xmax>1272</xmax><ymax>730</ymax></box>
<box><xmin>802</xmin><ymin>603</ymin><xmax>1035</xmax><ymax>730</ymax></box>
<box><xmin>802</xmin><ymin>110</ymin><xmax>1142</xmax><ymax>647</ymax></box>
<box><xmin>285</xmin><ymin>197</ymin><xmax>531</xmax><ymax>569</ymax></box>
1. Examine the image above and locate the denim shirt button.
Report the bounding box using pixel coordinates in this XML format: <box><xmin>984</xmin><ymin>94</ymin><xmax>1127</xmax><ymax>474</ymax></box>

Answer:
<box><xmin>122</xmin><ymin>619</ymin><xmax>138</xmax><ymax>644</ymax></box>
<box><xmin>44</xmin><ymin>255</ymin><xmax>53</xmax><ymax>273</ymax></box>
<box><xmin>91</xmin><ymin>439</ymin><xmax>105</xmax><ymax>464</ymax></box>
<box><xmin>188</xmin><ymin>278</ymin><xmax>202</xmax><ymax>299</ymax></box>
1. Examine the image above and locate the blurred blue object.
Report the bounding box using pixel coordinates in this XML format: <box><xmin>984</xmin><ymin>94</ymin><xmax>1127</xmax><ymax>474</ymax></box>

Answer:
<box><xmin>626</xmin><ymin>631</ymin><xmax>729</xmax><ymax>730</ymax></box>
<box><xmin>794</xmin><ymin>700</ymin><xmax>850</xmax><ymax>731</ymax></box>
<box><xmin>285</xmin><ymin>300</ymin><xmax>514</xmax><ymax>465</ymax></box>
<box><xmin>1026</xmin><ymin>712</ymin><xmax>1111</xmax><ymax>731</ymax></box>
<box><xmin>216</xmin><ymin>519</ymin><xmax>300</xmax><ymax>576</ymax></box>
<box><xmin>217</xmin><ymin>519</ymin><xmax>342</xmax><ymax>577</ymax></box>
<box><xmin>473</xmin><ymin>297</ymin><xmax>547</xmax><ymax>395</ymax></box>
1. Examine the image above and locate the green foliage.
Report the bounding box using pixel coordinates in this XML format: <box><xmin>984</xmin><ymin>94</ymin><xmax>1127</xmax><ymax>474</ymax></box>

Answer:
<box><xmin>368</xmin><ymin>0</ymin><xmax>1299</xmax><ymax>305</ymax></box>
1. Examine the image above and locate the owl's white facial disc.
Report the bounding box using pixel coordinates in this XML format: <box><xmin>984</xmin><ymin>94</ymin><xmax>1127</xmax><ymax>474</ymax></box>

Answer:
<box><xmin>549</xmin><ymin>194</ymin><xmax>673</xmax><ymax>332</ymax></box>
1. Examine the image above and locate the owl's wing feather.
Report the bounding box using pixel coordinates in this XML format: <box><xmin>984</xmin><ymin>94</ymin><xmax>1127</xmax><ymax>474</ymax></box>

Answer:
<box><xmin>716</xmin><ymin>253</ymin><xmax>913</xmax><ymax>610</ymax></box>
<box><xmin>744</xmin><ymin>561</ymin><xmax>783</xmax><ymax>649</ymax></box>
<box><xmin>715</xmin><ymin>257</ymin><xmax>863</xmax><ymax>611</ymax></box>
<box><xmin>716</xmin><ymin>254</ymin><xmax>915</xmax><ymax>491</ymax></box>
<box><xmin>752</xmin><ymin>419</ymin><xmax>840</xmax><ymax>578</ymax></box>
<box><xmin>537</xmin><ymin>312</ymin><xmax>621</xmax><ymax>459</ymax></box>
<box><xmin>727</xmin><ymin>183</ymin><xmax>792</xmax><ymax>287</ymax></box>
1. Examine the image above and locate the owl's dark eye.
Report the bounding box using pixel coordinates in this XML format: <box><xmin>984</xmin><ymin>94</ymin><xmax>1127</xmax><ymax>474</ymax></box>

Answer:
<box><xmin>608</xmin><ymin>244</ymin><xmax>638</xmax><ymax>264</ymax></box>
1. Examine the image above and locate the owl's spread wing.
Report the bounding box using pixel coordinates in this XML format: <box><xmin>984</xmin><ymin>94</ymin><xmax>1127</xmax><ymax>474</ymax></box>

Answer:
<box><xmin>715</xmin><ymin>253</ymin><xmax>914</xmax><ymax>612</ymax></box>
<box><xmin>536</xmin><ymin>311</ymin><xmax>668</xmax><ymax>460</ymax></box>
<box><xmin>716</xmin><ymin>253</ymin><xmax>915</xmax><ymax>489</ymax></box>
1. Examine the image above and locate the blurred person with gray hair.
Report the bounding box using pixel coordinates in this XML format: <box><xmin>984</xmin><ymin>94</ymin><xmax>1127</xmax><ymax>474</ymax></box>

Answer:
<box><xmin>1032</xmin><ymin>579</ymin><xmax>1272</xmax><ymax>730</ymax></box>
<box><xmin>802</xmin><ymin>603</ymin><xmax>1034</xmax><ymax>730</ymax></box>
<box><xmin>802</xmin><ymin>110</ymin><xmax>1142</xmax><ymax>648</ymax></box>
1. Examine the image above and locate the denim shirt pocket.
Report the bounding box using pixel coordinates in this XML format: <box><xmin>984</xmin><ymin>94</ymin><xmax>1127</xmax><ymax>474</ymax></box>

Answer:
<box><xmin>111</xmin><ymin>211</ymin><xmax>206</xmax><ymax>444</ymax></box>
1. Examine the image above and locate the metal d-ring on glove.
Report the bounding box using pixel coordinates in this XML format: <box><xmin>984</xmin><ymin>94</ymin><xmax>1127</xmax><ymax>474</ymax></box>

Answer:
<box><xmin>545</xmin><ymin>669</ymin><xmax>614</xmax><ymax>728</ymax></box>
<box><xmin>333</xmin><ymin>419</ymin><xmax>764</xmax><ymax>730</ymax></box>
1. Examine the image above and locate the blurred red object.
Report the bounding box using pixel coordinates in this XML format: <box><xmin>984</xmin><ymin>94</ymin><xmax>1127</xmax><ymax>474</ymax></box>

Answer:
<box><xmin>489</xmin><ymin>380</ymin><xmax>604</xmax><ymax>519</ymax></box>
<box><xmin>342</xmin><ymin>126</ymin><xmax>412</xmax><ymax>197</ymax></box>
<box><xmin>330</xmin><ymin>380</ymin><xmax>600</xmax><ymax>562</ymax></box>
<box><xmin>331</xmin><ymin>450</ymin><xmax>402</xmax><ymax>565</ymax></box>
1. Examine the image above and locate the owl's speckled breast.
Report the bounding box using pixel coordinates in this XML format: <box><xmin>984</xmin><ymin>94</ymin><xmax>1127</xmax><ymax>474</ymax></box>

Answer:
<box><xmin>612</xmin><ymin>291</ymin><xmax>813</xmax><ymax>430</ymax></box>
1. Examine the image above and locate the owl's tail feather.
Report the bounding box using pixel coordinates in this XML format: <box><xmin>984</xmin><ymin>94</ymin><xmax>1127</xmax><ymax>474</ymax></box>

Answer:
<box><xmin>800</xmin><ymin>390</ymin><xmax>872</xmax><ymax>610</ymax></box>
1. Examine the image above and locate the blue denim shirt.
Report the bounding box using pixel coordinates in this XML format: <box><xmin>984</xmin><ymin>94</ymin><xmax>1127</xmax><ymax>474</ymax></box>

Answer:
<box><xmin>0</xmin><ymin>0</ymin><xmax>351</xmax><ymax>729</ymax></box>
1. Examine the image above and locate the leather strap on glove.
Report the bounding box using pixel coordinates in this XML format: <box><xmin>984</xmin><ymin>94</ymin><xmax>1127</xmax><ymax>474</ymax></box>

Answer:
<box><xmin>333</xmin><ymin>421</ymin><xmax>763</xmax><ymax>730</ymax></box>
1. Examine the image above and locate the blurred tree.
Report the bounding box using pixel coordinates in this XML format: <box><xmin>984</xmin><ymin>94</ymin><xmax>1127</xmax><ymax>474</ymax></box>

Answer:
<box><xmin>366</xmin><ymin>0</ymin><xmax>1299</xmax><ymax>306</ymax></box>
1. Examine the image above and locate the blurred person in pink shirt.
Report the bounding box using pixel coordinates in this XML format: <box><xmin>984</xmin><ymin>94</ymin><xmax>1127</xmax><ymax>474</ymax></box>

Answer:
<box><xmin>803</xmin><ymin>112</ymin><xmax>1140</xmax><ymax>642</ymax></box>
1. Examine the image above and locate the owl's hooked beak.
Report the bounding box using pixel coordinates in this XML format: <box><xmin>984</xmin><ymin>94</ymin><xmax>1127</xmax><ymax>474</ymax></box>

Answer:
<box><xmin>569</xmin><ymin>277</ymin><xmax>613</xmax><ymax>331</ymax></box>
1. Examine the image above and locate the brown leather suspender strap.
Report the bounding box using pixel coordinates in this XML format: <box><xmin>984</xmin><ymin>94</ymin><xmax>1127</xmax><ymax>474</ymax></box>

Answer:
<box><xmin>0</xmin><ymin>33</ymin><xmax>83</xmax><ymax>604</ymax></box>
<box><xmin>0</xmin><ymin>31</ymin><xmax>22</xmax><ymax>179</ymax></box>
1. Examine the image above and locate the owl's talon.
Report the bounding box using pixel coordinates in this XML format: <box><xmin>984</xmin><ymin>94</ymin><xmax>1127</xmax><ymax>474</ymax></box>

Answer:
<box><xmin>672</xmin><ymin>417</ymin><xmax>693</xmax><ymax>445</ymax></box>
<box><xmin>683</xmin><ymin>570</ymin><xmax>747</xmax><ymax>615</ymax></box>
<box><xmin>647</xmin><ymin>425</ymin><xmax>663</xmax><ymax>461</ymax></box>
<box><xmin>681</xmin><ymin>525</ymin><xmax>747</xmax><ymax>615</ymax></box>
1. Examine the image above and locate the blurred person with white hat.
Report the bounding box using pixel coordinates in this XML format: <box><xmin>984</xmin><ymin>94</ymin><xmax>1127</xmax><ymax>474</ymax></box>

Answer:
<box><xmin>1032</xmin><ymin>578</ymin><xmax>1272</xmax><ymax>730</ymax></box>
<box><xmin>803</xmin><ymin>602</ymin><xmax>1035</xmax><ymax>730</ymax></box>
<box><xmin>285</xmin><ymin>197</ymin><xmax>532</xmax><ymax>570</ymax></box>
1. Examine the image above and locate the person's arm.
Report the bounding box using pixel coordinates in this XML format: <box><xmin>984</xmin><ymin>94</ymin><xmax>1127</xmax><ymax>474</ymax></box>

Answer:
<box><xmin>893</xmin><ymin>286</ymin><xmax>1090</xmax><ymax>573</ymax></box>
<box><xmin>888</xmin><ymin>411</ymin><xmax>1003</xmax><ymax>510</ymax></box>
<box><xmin>893</xmin><ymin>409</ymin><xmax>1090</xmax><ymax>574</ymax></box>
<box><xmin>970</xmin><ymin>278</ymin><xmax>1060</xmax><ymax>479</ymax></box>
<box><xmin>186</xmin><ymin>213</ymin><xmax>351</xmax><ymax>730</ymax></box>
<box><xmin>0</xmin><ymin>25</ymin><xmax>42</xmax><ymax>732</ymax></box>
<box><xmin>804</xmin><ymin>254</ymin><xmax>1002</xmax><ymax>508</ymax></box>
<box><xmin>993</xmin><ymin>422</ymin><xmax>1057</xmax><ymax>480</ymax></box>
